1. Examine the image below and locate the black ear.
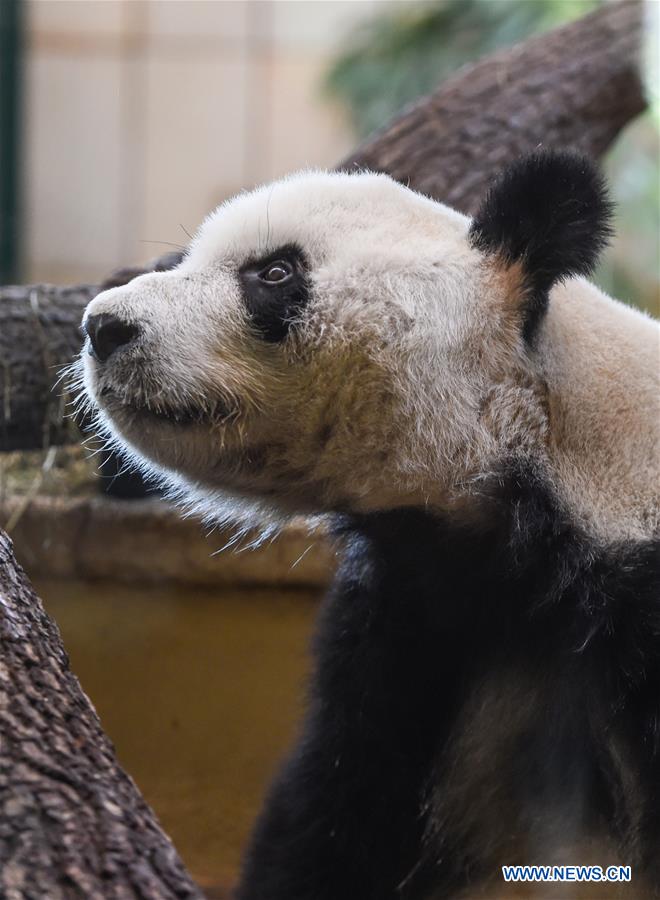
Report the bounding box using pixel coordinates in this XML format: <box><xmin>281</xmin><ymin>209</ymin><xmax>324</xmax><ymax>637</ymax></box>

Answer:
<box><xmin>469</xmin><ymin>149</ymin><xmax>613</xmax><ymax>342</ymax></box>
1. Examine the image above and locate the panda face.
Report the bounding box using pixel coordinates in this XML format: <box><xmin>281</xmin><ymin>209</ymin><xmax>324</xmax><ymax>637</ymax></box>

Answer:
<box><xmin>81</xmin><ymin>170</ymin><xmax>525</xmax><ymax>525</ymax></box>
<box><xmin>80</xmin><ymin>153</ymin><xmax>616</xmax><ymax>533</ymax></box>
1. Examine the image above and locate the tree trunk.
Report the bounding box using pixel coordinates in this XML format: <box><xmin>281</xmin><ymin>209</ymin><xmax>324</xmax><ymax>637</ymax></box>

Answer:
<box><xmin>0</xmin><ymin>0</ymin><xmax>644</xmax><ymax>453</ymax></box>
<box><xmin>0</xmin><ymin>531</ymin><xmax>204</xmax><ymax>900</ymax></box>
<box><xmin>0</xmin><ymin>3</ymin><xmax>647</xmax><ymax>895</ymax></box>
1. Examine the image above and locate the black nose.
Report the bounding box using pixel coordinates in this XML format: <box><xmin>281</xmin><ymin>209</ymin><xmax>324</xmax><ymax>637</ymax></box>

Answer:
<box><xmin>84</xmin><ymin>314</ymin><xmax>139</xmax><ymax>362</ymax></box>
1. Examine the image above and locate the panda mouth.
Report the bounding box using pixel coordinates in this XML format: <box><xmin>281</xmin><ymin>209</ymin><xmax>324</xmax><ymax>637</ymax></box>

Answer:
<box><xmin>100</xmin><ymin>388</ymin><xmax>235</xmax><ymax>427</ymax></box>
<box><xmin>136</xmin><ymin>403</ymin><xmax>213</xmax><ymax>426</ymax></box>
<box><xmin>134</xmin><ymin>400</ymin><xmax>237</xmax><ymax>427</ymax></box>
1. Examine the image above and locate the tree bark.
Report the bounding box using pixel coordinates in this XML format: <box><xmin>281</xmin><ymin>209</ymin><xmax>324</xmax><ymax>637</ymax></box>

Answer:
<box><xmin>0</xmin><ymin>0</ymin><xmax>645</xmax><ymax>453</ymax></box>
<box><xmin>0</xmin><ymin>531</ymin><xmax>204</xmax><ymax>899</ymax></box>
<box><xmin>0</xmin><ymin>283</ymin><xmax>96</xmax><ymax>450</ymax></box>
<box><xmin>0</xmin><ymin>2</ymin><xmax>647</xmax><ymax>895</ymax></box>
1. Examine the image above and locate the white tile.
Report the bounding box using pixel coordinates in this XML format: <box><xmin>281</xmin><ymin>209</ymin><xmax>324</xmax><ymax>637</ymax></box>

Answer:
<box><xmin>27</xmin><ymin>0</ymin><xmax>127</xmax><ymax>38</ymax></box>
<box><xmin>146</xmin><ymin>0</ymin><xmax>249</xmax><ymax>42</ymax></box>
<box><xmin>260</xmin><ymin>52</ymin><xmax>354</xmax><ymax>181</ymax></box>
<box><xmin>141</xmin><ymin>52</ymin><xmax>249</xmax><ymax>248</ymax></box>
<box><xmin>23</xmin><ymin>52</ymin><xmax>125</xmax><ymax>281</ymax></box>
<box><xmin>25</xmin><ymin>260</ymin><xmax>112</xmax><ymax>284</ymax></box>
<box><xmin>115</xmin><ymin>55</ymin><xmax>151</xmax><ymax>269</ymax></box>
<box><xmin>269</xmin><ymin>0</ymin><xmax>378</xmax><ymax>51</ymax></box>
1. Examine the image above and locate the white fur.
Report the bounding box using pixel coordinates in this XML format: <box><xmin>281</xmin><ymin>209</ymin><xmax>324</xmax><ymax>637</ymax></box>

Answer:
<box><xmin>78</xmin><ymin>170</ymin><xmax>659</xmax><ymax>544</ymax></box>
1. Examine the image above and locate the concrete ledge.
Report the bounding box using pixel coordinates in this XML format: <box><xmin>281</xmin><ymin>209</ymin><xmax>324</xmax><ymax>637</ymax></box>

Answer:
<box><xmin>2</xmin><ymin>494</ymin><xmax>334</xmax><ymax>588</ymax></box>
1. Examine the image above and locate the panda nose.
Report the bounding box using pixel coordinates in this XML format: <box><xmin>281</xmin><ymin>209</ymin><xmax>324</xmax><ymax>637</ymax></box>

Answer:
<box><xmin>84</xmin><ymin>313</ymin><xmax>139</xmax><ymax>362</ymax></box>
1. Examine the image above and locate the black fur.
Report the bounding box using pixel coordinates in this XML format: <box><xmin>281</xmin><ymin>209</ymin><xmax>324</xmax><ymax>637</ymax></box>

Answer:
<box><xmin>470</xmin><ymin>150</ymin><xmax>613</xmax><ymax>342</ymax></box>
<box><xmin>236</xmin><ymin>464</ymin><xmax>659</xmax><ymax>899</ymax></box>
<box><xmin>239</xmin><ymin>244</ymin><xmax>310</xmax><ymax>343</ymax></box>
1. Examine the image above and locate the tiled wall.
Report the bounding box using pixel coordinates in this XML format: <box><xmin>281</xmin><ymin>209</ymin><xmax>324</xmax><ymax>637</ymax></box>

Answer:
<box><xmin>23</xmin><ymin>0</ymin><xmax>382</xmax><ymax>284</ymax></box>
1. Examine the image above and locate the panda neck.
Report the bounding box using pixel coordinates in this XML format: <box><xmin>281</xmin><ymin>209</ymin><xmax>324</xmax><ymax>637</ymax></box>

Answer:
<box><xmin>536</xmin><ymin>277</ymin><xmax>659</xmax><ymax>544</ymax></box>
<box><xmin>335</xmin><ymin>469</ymin><xmax>656</xmax><ymax>609</ymax></box>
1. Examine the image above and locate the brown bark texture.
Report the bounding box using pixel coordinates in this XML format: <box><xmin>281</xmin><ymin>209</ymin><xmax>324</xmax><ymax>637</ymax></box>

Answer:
<box><xmin>0</xmin><ymin>283</ymin><xmax>96</xmax><ymax>451</ymax></box>
<box><xmin>0</xmin><ymin>3</ymin><xmax>647</xmax><ymax>896</ymax></box>
<box><xmin>0</xmin><ymin>0</ymin><xmax>645</xmax><ymax>453</ymax></box>
<box><xmin>0</xmin><ymin>532</ymin><xmax>203</xmax><ymax>899</ymax></box>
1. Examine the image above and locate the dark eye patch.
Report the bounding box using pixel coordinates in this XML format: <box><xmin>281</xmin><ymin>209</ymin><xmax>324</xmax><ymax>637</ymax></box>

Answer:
<box><xmin>239</xmin><ymin>244</ymin><xmax>310</xmax><ymax>343</ymax></box>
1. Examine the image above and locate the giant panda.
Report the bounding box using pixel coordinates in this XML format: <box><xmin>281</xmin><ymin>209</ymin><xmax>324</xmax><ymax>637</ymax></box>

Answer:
<box><xmin>77</xmin><ymin>150</ymin><xmax>659</xmax><ymax>899</ymax></box>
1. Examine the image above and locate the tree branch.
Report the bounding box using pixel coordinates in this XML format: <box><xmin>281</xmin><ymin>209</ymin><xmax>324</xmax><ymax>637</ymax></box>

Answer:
<box><xmin>339</xmin><ymin>0</ymin><xmax>645</xmax><ymax>214</ymax></box>
<box><xmin>0</xmin><ymin>532</ymin><xmax>204</xmax><ymax>899</ymax></box>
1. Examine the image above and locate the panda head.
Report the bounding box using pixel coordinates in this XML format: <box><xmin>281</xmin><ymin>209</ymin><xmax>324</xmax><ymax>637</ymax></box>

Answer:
<box><xmin>80</xmin><ymin>150</ymin><xmax>611</xmax><ymax>531</ymax></box>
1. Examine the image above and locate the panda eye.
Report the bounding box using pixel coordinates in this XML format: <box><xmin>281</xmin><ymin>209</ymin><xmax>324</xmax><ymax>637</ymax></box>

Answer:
<box><xmin>259</xmin><ymin>261</ymin><xmax>293</xmax><ymax>284</ymax></box>
<box><xmin>239</xmin><ymin>244</ymin><xmax>309</xmax><ymax>342</ymax></box>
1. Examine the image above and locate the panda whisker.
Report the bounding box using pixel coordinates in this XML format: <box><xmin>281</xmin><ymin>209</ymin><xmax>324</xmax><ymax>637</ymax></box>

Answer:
<box><xmin>290</xmin><ymin>542</ymin><xmax>314</xmax><ymax>570</ymax></box>
<box><xmin>139</xmin><ymin>238</ymin><xmax>187</xmax><ymax>252</ymax></box>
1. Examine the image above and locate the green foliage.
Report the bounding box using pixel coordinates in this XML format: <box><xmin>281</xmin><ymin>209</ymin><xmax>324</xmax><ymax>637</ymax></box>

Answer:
<box><xmin>597</xmin><ymin>112</ymin><xmax>660</xmax><ymax>317</ymax></box>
